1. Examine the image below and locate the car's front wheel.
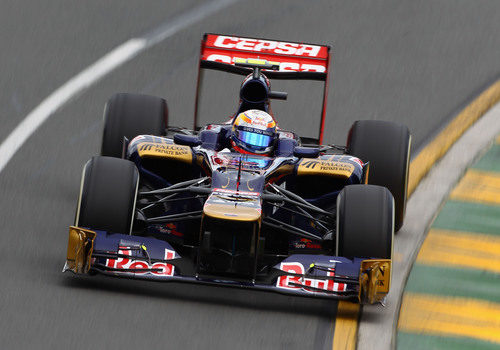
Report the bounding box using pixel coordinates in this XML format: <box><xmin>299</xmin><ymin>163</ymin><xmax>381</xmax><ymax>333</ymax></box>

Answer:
<box><xmin>336</xmin><ymin>185</ymin><xmax>394</xmax><ymax>259</ymax></box>
<box><xmin>75</xmin><ymin>156</ymin><xmax>139</xmax><ymax>234</ymax></box>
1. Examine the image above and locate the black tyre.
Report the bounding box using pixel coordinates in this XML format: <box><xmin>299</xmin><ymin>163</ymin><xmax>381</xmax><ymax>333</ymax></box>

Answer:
<box><xmin>336</xmin><ymin>185</ymin><xmax>394</xmax><ymax>259</ymax></box>
<box><xmin>101</xmin><ymin>93</ymin><xmax>168</xmax><ymax>157</ymax></box>
<box><xmin>75</xmin><ymin>156</ymin><xmax>139</xmax><ymax>234</ymax></box>
<box><xmin>346</xmin><ymin>120</ymin><xmax>410</xmax><ymax>231</ymax></box>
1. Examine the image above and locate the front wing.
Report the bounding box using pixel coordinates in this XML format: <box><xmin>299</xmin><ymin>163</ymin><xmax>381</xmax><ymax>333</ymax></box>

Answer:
<box><xmin>64</xmin><ymin>226</ymin><xmax>390</xmax><ymax>304</ymax></box>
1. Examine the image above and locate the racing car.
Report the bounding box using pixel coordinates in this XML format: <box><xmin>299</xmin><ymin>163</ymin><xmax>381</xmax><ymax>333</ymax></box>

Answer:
<box><xmin>64</xmin><ymin>34</ymin><xmax>411</xmax><ymax>304</ymax></box>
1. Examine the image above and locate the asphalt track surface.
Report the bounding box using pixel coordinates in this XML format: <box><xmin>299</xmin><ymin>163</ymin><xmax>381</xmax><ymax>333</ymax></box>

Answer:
<box><xmin>1</xmin><ymin>1</ymin><xmax>500</xmax><ymax>349</ymax></box>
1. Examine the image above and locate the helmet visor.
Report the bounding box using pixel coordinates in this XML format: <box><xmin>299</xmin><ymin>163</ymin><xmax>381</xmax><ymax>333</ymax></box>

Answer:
<box><xmin>237</xmin><ymin>130</ymin><xmax>272</xmax><ymax>148</ymax></box>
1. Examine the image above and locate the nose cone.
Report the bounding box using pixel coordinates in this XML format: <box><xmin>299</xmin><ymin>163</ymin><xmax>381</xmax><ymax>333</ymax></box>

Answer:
<box><xmin>203</xmin><ymin>189</ymin><xmax>262</xmax><ymax>222</ymax></box>
<box><xmin>203</xmin><ymin>201</ymin><xmax>262</xmax><ymax>222</ymax></box>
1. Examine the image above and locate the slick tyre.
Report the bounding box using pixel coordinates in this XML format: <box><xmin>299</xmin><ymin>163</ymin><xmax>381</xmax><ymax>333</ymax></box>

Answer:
<box><xmin>336</xmin><ymin>185</ymin><xmax>394</xmax><ymax>259</ymax></box>
<box><xmin>75</xmin><ymin>156</ymin><xmax>139</xmax><ymax>234</ymax></box>
<box><xmin>346</xmin><ymin>120</ymin><xmax>410</xmax><ymax>231</ymax></box>
<box><xmin>101</xmin><ymin>93</ymin><xmax>168</xmax><ymax>157</ymax></box>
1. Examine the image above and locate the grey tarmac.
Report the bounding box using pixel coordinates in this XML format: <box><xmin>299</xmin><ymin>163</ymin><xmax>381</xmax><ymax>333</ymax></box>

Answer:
<box><xmin>1</xmin><ymin>1</ymin><xmax>500</xmax><ymax>349</ymax></box>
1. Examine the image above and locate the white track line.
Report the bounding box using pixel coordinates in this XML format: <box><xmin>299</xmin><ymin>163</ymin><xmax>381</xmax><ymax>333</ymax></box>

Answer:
<box><xmin>0</xmin><ymin>0</ymin><xmax>239</xmax><ymax>173</ymax></box>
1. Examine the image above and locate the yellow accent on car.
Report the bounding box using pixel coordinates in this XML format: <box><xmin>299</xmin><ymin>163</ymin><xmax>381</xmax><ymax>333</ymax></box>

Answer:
<box><xmin>203</xmin><ymin>202</ymin><xmax>261</xmax><ymax>222</ymax></box>
<box><xmin>64</xmin><ymin>226</ymin><xmax>97</xmax><ymax>274</ymax></box>
<box><xmin>297</xmin><ymin>158</ymin><xmax>355</xmax><ymax>178</ymax></box>
<box><xmin>235</xmin><ymin>58</ymin><xmax>280</xmax><ymax>67</ymax></box>
<box><xmin>358</xmin><ymin>259</ymin><xmax>391</xmax><ymax>304</ymax></box>
<box><xmin>137</xmin><ymin>142</ymin><xmax>193</xmax><ymax>163</ymax></box>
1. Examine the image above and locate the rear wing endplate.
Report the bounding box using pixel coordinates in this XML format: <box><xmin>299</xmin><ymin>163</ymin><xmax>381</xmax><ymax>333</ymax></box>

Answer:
<box><xmin>194</xmin><ymin>34</ymin><xmax>332</xmax><ymax>144</ymax></box>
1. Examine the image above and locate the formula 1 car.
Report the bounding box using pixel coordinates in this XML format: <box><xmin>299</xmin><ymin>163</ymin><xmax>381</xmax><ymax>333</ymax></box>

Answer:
<box><xmin>64</xmin><ymin>34</ymin><xmax>411</xmax><ymax>304</ymax></box>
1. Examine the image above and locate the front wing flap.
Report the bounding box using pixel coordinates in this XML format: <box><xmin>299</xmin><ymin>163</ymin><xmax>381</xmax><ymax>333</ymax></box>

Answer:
<box><xmin>63</xmin><ymin>227</ymin><xmax>391</xmax><ymax>304</ymax></box>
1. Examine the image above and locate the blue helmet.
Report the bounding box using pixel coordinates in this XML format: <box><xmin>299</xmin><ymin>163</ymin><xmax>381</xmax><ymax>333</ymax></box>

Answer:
<box><xmin>231</xmin><ymin>109</ymin><xmax>277</xmax><ymax>155</ymax></box>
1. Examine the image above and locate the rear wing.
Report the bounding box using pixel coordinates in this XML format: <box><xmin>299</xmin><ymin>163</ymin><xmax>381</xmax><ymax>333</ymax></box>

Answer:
<box><xmin>194</xmin><ymin>34</ymin><xmax>332</xmax><ymax>144</ymax></box>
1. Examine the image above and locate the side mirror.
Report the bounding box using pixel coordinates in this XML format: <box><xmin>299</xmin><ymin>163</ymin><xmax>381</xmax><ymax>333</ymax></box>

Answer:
<box><xmin>174</xmin><ymin>133</ymin><xmax>201</xmax><ymax>147</ymax></box>
<box><xmin>294</xmin><ymin>146</ymin><xmax>320</xmax><ymax>158</ymax></box>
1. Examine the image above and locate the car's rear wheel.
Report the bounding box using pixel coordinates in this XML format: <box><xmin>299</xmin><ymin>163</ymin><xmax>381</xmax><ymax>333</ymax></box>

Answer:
<box><xmin>75</xmin><ymin>156</ymin><xmax>139</xmax><ymax>234</ymax></box>
<box><xmin>346</xmin><ymin>120</ymin><xmax>410</xmax><ymax>231</ymax></box>
<box><xmin>101</xmin><ymin>93</ymin><xmax>168</xmax><ymax>158</ymax></box>
<box><xmin>336</xmin><ymin>185</ymin><xmax>394</xmax><ymax>259</ymax></box>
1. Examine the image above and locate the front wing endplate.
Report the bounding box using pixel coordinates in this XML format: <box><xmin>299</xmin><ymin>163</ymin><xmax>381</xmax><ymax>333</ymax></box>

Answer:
<box><xmin>63</xmin><ymin>226</ymin><xmax>96</xmax><ymax>274</ymax></box>
<box><xmin>358</xmin><ymin>259</ymin><xmax>391</xmax><ymax>304</ymax></box>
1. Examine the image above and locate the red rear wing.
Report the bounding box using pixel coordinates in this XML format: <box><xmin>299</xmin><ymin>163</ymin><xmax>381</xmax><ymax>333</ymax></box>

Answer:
<box><xmin>194</xmin><ymin>34</ymin><xmax>332</xmax><ymax>144</ymax></box>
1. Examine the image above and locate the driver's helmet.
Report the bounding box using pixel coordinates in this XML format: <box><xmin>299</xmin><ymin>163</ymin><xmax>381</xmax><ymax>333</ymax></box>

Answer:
<box><xmin>231</xmin><ymin>109</ymin><xmax>277</xmax><ymax>155</ymax></box>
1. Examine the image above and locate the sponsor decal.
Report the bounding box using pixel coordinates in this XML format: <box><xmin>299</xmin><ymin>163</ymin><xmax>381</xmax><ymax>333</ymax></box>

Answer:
<box><xmin>139</xmin><ymin>143</ymin><xmax>188</xmax><ymax>155</ymax></box>
<box><xmin>213</xmin><ymin>188</ymin><xmax>259</xmax><ymax>197</ymax></box>
<box><xmin>377</xmin><ymin>266</ymin><xmax>387</xmax><ymax>288</ymax></box>
<box><xmin>137</xmin><ymin>142</ymin><xmax>192</xmax><ymax>163</ymax></box>
<box><xmin>293</xmin><ymin>241</ymin><xmax>307</xmax><ymax>249</ymax></box>
<box><xmin>203</xmin><ymin>35</ymin><xmax>328</xmax><ymax>73</ymax></box>
<box><xmin>276</xmin><ymin>262</ymin><xmax>346</xmax><ymax>292</ymax></box>
<box><xmin>106</xmin><ymin>247</ymin><xmax>176</xmax><ymax>276</ymax></box>
<box><xmin>211</xmin><ymin>35</ymin><xmax>324</xmax><ymax>58</ymax></box>
<box><xmin>292</xmin><ymin>238</ymin><xmax>322</xmax><ymax>250</ymax></box>
<box><xmin>211</xmin><ymin>154</ymin><xmax>272</xmax><ymax>170</ymax></box>
<box><xmin>301</xmin><ymin>160</ymin><xmax>320</xmax><ymax>169</ymax></box>
<box><xmin>251</xmin><ymin>117</ymin><xmax>269</xmax><ymax>128</ymax></box>
<box><xmin>298</xmin><ymin>159</ymin><xmax>355</xmax><ymax>177</ymax></box>
<box><xmin>238</xmin><ymin>126</ymin><xmax>272</xmax><ymax>135</ymax></box>
<box><xmin>205</xmin><ymin>53</ymin><xmax>326</xmax><ymax>73</ymax></box>
<box><xmin>153</xmin><ymin>223</ymin><xmax>183</xmax><ymax>237</ymax></box>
